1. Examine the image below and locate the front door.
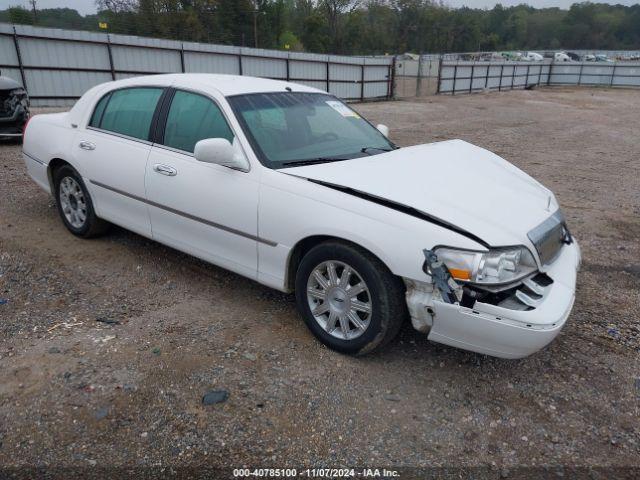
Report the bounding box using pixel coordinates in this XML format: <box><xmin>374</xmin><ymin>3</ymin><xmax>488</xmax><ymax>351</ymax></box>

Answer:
<box><xmin>144</xmin><ymin>89</ymin><xmax>259</xmax><ymax>279</ymax></box>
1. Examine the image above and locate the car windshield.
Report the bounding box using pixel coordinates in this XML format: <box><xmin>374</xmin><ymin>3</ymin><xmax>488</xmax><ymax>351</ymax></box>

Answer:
<box><xmin>228</xmin><ymin>92</ymin><xmax>394</xmax><ymax>168</ymax></box>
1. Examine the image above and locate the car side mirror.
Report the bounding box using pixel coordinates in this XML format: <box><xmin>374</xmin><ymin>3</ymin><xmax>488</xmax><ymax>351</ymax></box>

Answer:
<box><xmin>194</xmin><ymin>138</ymin><xmax>249</xmax><ymax>171</ymax></box>
<box><xmin>376</xmin><ymin>124</ymin><xmax>389</xmax><ymax>137</ymax></box>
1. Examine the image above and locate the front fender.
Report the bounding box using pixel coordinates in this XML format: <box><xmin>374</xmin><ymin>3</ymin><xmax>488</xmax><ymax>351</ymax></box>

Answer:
<box><xmin>256</xmin><ymin>171</ymin><xmax>485</xmax><ymax>291</ymax></box>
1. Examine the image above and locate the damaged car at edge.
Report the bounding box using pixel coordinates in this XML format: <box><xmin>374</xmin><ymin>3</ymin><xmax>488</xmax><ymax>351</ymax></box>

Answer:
<box><xmin>22</xmin><ymin>74</ymin><xmax>580</xmax><ymax>359</ymax></box>
<box><xmin>0</xmin><ymin>75</ymin><xmax>29</xmax><ymax>141</ymax></box>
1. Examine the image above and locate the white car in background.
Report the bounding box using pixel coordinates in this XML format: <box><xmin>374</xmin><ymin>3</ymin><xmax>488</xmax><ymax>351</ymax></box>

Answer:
<box><xmin>521</xmin><ymin>52</ymin><xmax>544</xmax><ymax>62</ymax></box>
<box><xmin>554</xmin><ymin>52</ymin><xmax>572</xmax><ymax>62</ymax></box>
<box><xmin>22</xmin><ymin>74</ymin><xmax>580</xmax><ymax>359</ymax></box>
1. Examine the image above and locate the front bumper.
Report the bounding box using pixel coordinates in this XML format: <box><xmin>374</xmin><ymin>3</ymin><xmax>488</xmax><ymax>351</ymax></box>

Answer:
<box><xmin>425</xmin><ymin>241</ymin><xmax>580</xmax><ymax>359</ymax></box>
<box><xmin>0</xmin><ymin>105</ymin><xmax>28</xmax><ymax>137</ymax></box>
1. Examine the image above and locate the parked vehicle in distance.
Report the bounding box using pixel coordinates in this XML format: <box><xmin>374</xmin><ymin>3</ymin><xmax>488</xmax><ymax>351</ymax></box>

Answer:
<box><xmin>583</xmin><ymin>54</ymin><xmax>597</xmax><ymax>62</ymax></box>
<box><xmin>595</xmin><ymin>54</ymin><xmax>613</xmax><ymax>63</ymax></box>
<box><xmin>554</xmin><ymin>52</ymin><xmax>572</xmax><ymax>62</ymax></box>
<box><xmin>566</xmin><ymin>52</ymin><xmax>582</xmax><ymax>62</ymax></box>
<box><xmin>500</xmin><ymin>51</ymin><xmax>521</xmax><ymax>61</ymax></box>
<box><xmin>480</xmin><ymin>52</ymin><xmax>505</xmax><ymax>62</ymax></box>
<box><xmin>521</xmin><ymin>52</ymin><xmax>544</xmax><ymax>62</ymax></box>
<box><xmin>0</xmin><ymin>75</ymin><xmax>29</xmax><ymax>141</ymax></box>
<box><xmin>22</xmin><ymin>74</ymin><xmax>581</xmax><ymax>359</ymax></box>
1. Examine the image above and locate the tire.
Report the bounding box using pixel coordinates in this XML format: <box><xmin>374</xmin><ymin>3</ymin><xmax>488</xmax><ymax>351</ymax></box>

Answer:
<box><xmin>53</xmin><ymin>164</ymin><xmax>109</xmax><ymax>238</ymax></box>
<box><xmin>295</xmin><ymin>241</ymin><xmax>407</xmax><ymax>355</ymax></box>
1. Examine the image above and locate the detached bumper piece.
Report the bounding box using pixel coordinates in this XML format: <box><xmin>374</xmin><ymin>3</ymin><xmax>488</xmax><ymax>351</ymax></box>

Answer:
<box><xmin>426</xmin><ymin>241</ymin><xmax>580</xmax><ymax>359</ymax></box>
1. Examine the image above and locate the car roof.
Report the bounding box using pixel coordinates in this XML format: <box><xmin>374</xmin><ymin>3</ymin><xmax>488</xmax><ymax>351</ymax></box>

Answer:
<box><xmin>104</xmin><ymin>73</ymin><xmax>326</xmax><ymax>97</ymax></box>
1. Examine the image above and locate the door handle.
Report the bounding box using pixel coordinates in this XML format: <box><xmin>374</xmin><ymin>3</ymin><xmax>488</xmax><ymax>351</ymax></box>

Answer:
<box><xmin>153</xmin><ymin>164</ymin><xmax>177</xmax><ymax>176</ymax></box>
<box><xmin>79</xmin><ymin>141</ymin><xmax>96</xmax><ymax>151</ymax></box>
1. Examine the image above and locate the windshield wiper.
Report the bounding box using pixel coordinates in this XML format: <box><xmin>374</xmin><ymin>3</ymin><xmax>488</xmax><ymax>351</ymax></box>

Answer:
<box><xmin>281</xmin><ymin>157</ymin><xmax>352</xmax><ymax>167</ymax></box>
<box><xmin>361</xmin><ymin>146</ymin><xmax>394</xmax><ymax>155</ymax></box>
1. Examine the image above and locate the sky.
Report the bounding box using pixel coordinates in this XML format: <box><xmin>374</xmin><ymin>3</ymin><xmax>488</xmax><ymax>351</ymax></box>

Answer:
<box><xmin>0</xmin><ymin>0</ymin><xmax>638</xmax><ymax>15</ymax></box>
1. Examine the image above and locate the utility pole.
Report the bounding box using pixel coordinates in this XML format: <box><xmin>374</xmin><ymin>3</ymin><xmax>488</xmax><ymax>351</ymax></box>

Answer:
<box><xmin>253</xmin><ymin>9</ymin><xmax>258</xmax><ymax>48</ymax></box>
<box><xmin>30</xmin><ymin>0</ymin><xmax>37</xmax><ymax>24</ymax></box>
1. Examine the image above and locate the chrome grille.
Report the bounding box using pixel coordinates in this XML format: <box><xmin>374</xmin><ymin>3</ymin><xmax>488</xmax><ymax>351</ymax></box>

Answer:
<box><xmin>528</xmin><ymin>210</ymin><xmax>566</xmax><ymax>265</ymax></box>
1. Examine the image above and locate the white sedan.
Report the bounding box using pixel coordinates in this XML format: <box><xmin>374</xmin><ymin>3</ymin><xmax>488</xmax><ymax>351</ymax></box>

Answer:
<box><xmin>22</xmin><ymin>74</ymin><xmax>580</xmax><ymax>358</ymax></box>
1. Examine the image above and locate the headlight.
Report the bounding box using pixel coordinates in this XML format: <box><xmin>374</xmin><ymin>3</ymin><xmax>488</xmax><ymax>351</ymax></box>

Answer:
<box><xmin>434</xmin><ymin>246</ymin><xmax>537</xmax><ymax>285</ymax></box>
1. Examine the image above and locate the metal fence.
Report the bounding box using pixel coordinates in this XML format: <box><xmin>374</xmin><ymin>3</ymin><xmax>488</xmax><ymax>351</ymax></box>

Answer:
<box><xmin>0</xmin><ymin>23</ymin><xmax>393</xmax><ymax>106</ymax></box>
<box><xmin>437</xmin><ymin>60</ymin><xmax>640</xmax><ymax>94</ymax></box>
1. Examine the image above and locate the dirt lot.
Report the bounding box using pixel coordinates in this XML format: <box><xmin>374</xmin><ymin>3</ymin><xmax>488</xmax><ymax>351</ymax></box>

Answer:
<box><xmin>1</xmin><ymin>87</ymin><xmax>639</xmax><ymax>477</ymax></box>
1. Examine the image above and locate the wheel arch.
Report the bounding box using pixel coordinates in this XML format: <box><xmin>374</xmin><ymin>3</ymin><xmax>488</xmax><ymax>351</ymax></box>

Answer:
<box><xmin>284</xmin><ymin>234</ymin><xmax>398</xmax><ymax>292</ymax></box>
<box><xmin>47</xmin><ymin>157</ymin><xmax>74</xmax><ymax>193</ymax></box>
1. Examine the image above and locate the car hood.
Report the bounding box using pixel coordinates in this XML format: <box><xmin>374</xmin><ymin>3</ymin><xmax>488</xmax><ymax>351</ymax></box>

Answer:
<box><xmin>282</xmin><ymin>139</ymin><xmax>558</xmax><ymax>247</ymax></box>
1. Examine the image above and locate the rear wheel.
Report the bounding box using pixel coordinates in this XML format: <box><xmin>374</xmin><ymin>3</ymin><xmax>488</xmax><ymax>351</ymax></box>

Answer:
<box><xmin>295</xmin><ymin>241</ymin><xmax>406</xmax><ymax>355</ymax></box>
<box><xmin>53</xmin><ymin>165</ymin><xmax>109</xmax><ymax>238</ymax></box>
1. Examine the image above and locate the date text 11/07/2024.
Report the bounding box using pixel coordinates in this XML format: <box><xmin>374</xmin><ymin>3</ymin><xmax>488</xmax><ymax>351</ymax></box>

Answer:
<box><xmin>232</xmin><ymin>468</ymin><xmax>400</xmax><ymax>477</ymax></box>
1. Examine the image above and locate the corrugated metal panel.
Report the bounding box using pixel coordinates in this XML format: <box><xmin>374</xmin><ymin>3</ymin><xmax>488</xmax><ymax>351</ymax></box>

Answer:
<box><xmin>114</xmin><ymin>72</ymin><xmax>141</xmax><ymax>80</ymax></box>
<box><xmin>291</xmin><ymin>80</ymin><xmax>327</xmax><ymax>92</ymax></box>
<box><xmin>363</xmin><ymin>82</ymin><xmax>388</xmax><ymax>98</ymax></box>
<box><xmin>612</xmin><ymin>64</ymin><xmax>640</xmax><ymax>87</ymax></box>
<box><xmin>111</xmin><ymin>45</ymin><xmax>181</xmax><ymax>73</ymax></box>
<box><xmin>184</xmin><ymin>51</ymin><xmax>240</xmax><ymax>75</ymax></box>
<box><xmin>549</xmin><ymin>64</ymin><xmax>579</xmax><ymax>84</ymax></box>
<box><xmin>26</xmin><ymin>70</ymin><xmax>111</xmax><ymax>97</ymax></box>
<box><xmin>0</xmin><ymin>68</ymin><xmax>23</xmax><ymax>86</ymax></box>
<box><xmin>0</xmin><ymin>35</ymin><xmax>19</xmax><ymax>65</ymax></box>
<box><xmin>329</xmin><ymin>82</ymin><xmax>360</xmax><ymax>99</ymax></box>
<box><xmin>242</xmin><ymin>57</ymin><xmax>287</xmax><ymax>79</ymax></box>
<box><xmin>183</xmin><ymin>42</ymin><xmax>239</xmax><ymax>55</ymax></box>
<box><xmin>330</xmin><ymin>63</ymin><xmax>361</xmax><ymax>81</ymax></box>
<box><xmin>364</xmin><ymin>65</ymin><xmax>388</xmax><ymax>81</ymax></box>
<box><xmin>109</xmin><ymin>33</ymin><xmax>181</xmax><ymax>51</ymax></box>
<box><xmin>14</xmin><ymin>23</ymin><xmax>107</xmax><ymax>43</ymax></box>
<box><xmin>290</xmin><ymin>60</ymin><xmax>326</xmax><ymax>81</ymax></box>
<box><xmin>31</xmin><ymin>98</ymin><xmax>77</xmax><ymax>107</ymax></box>
<box><xmin>289</xmin><ymin>52</ymin><xmax>328</xmax><ymax>63</ymax></box>
<box><xmin>19</xmin><ymin>38</ymin><xmax>109</xmax><ymax>69</ymax></box>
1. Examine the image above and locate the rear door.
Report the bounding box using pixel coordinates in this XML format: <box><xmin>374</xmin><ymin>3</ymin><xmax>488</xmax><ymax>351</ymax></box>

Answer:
<box><xmin>73</xmin><ymin>87</ymin><xmax>165</xmax><ymax>237</ymax></box>
<box><xmin>144</xmin><ymin>88</ymin><xmax>260</xmax><ymax>279</ymax></box>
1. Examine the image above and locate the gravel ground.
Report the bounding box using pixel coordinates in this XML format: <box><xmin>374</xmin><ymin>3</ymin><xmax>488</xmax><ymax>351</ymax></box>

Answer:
<box><xmin>0</xmin><ymin>87</ymin><xmax>639</xmax><ymax>478</ymax></box>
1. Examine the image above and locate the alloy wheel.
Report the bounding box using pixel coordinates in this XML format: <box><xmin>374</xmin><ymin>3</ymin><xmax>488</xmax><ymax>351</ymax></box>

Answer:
<box><xmin>306</xmin><ymin>260</ymin><xmax>372</xmax><ymax>340</ymax></box>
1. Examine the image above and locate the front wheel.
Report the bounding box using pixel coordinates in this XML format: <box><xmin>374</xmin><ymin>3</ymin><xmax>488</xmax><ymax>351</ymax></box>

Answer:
<box><xmin>295</xmin><ymin>241</ymin><xmax>407</xmax><ymax>355</ymax></box>
<box><xmin>53</xmin><ymin>165</ymin><xmax>109</xmax><ymax>238</ymax></box>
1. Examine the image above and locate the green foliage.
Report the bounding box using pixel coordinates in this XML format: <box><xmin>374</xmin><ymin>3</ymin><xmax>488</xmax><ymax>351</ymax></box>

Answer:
<box><xmin>1</xmin><ymin>1</ymin><xmax>638</xmax><ymax>54</ymax></box>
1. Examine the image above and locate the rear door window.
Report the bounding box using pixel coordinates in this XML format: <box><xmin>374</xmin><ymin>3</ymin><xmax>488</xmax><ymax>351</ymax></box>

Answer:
<box><xmin>93</xmin><ymin>87</ymin><xmax>163</xmax><ymax>141</ymax></box>
<box><xmin>162</xmin><ymin>90</ymin><xmax>234</xmax><ymax>154</ymax></box>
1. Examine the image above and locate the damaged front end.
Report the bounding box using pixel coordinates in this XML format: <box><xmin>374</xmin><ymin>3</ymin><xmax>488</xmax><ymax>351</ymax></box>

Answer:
<box><xmin>0</xmin><ymin>76</ymin><xmax>30</xmax><ymax>139</ymax></box>
<box><xmin>405</xmin><ymin>223</ymin><xmax>580</xmax><ymax>358</ymax></box>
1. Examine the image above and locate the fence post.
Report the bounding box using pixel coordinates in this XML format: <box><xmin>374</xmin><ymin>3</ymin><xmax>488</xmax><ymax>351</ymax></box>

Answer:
<box><xmin>609</xmin><ymin>62</ymin><xmax>617</xmax><ymax>87</ymax></box>
<box><xmin>416</xmin><ymin>53</ymin><xmax>423</xmax><ymax>97</ymax></box>
<box><xmin>525</xmin><ymin>64</ymin><xmax>530</xmax><ymax>88</ymax></box>
<box><xmin>323</xmin><ymin>60</ymin><xmax>328</xmax><ymax>93</ymax></box>
<box><xmin>238</xmin><ymin>51</ymin><xmax>243</xmax><ymax>76</ymax></box>
<box><xmin>547</xmin><ymin>60</ymin><xmax>553</xmax><ymax>86</ymax></box>
<box><xmin>499</xmin><ymin>64</ymin><xmax>504</xmax><ymax>91</ymax></box>
<box><xmin>452</xmin><ymin>64</ymin><xmax>458</xmax><ymax>95</ymax></box>
<box><xmin>388</xmin><ymin>56</ymin><xmax>396</xmax><ymax>99</ymax></box>
<box><xmin>12</xmin><ymin>26</ymin><xmax>27</xmax><ymax>88</ymax></box>
<box><xmin>436</xmin><ymin>54</ymin><xmax>442</xmax><ymax>94</ymax></box>
<box><xmin>180</xmin><ymin>43</ymin><xmax>185</xmax><ymax>73</ymax></box>
<box><xmin>510</xmin><ymin>62</ymin><xmax>515</xmax><ymax>90</ymax></box>
<box><xmin>360</xmin><ymin>63</ymin><xmax>365</xmax><ymax>101</ymax></box>
<box><xmin>106</xmin><ymin>34</ymin><xmax>116</xmax><ymax>80</ymax></box>
<box><xmin>286</xmin><ymin>55</ymin><xmax>290</xmax><ymax>82</ymax></box>
<box><xmin>484</xmin><ymin>63</ymin><xmax>489</xmax><ymax>90</ymax></box>
<box><xmin>577</xmin><ymin>62</ymin><xmax>583</xmax><ymax>85</ymax></box>
<box><xmin>469</xmin><ymin>62</ymin><xmax>474</xmax><ymax>94</ymax></box>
